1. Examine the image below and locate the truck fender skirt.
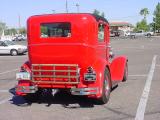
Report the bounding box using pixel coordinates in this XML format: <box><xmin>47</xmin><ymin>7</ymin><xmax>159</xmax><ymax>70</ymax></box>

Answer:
<box><xmin>110</xmin><ymin>56</ymin><xmax>128</xmax><ymax>82</ymax></box>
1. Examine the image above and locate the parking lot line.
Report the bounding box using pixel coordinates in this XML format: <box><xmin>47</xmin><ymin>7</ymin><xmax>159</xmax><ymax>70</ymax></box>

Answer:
<box><xmin>0</xmin><ymin>97</ymin><xmax>10</xmax><ymax>105</ymax></box>
<box><xmin>135</xmin><ymin>55</ymin><xmax>157</xmax><ymax>120</ymax></box>
<box><xmin>0</xmin><ymin>69</ymin><xmax>18</xmax><ymax>75</ymax></box>
<box><xmin>129</xmin><ymin>74</ymin><xmax>147</xmax><ymax>77</ymax></box>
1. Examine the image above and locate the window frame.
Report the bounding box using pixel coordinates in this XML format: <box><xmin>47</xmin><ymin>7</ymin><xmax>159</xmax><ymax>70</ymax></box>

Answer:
<box><xmin>98</xmin><ymin>23</ymin><xmax>105</xmax><ymax>42</ymax></box>
<box><xmin>40</xmin><ymin>22</ymin><xmax>72</xmax><ymax>38</ymax></box>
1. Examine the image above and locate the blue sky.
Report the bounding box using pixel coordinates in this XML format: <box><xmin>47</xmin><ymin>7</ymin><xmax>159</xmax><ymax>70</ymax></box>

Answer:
<box><xmin>0</xmin><ymin>0</ymin><xmax>159</xmax><ymax>28</ymax></box>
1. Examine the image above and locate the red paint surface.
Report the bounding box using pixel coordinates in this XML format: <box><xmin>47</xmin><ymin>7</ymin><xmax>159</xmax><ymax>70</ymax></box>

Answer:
<box><xmin>16</xmin><ymin>13</ymin><xmax>127</xmax><ymax>98</ymax></box>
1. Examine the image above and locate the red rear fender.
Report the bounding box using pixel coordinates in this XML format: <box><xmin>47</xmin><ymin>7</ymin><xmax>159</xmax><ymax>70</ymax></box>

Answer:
<box><xmin>110</xmin><ymin>56</ymin><xmax>128</xmax><ymax>82</ymax></box>
<box><xmin>90</xmin><ymin>60</ymin><xmax>110</xmax><ymax>98</ymax></box>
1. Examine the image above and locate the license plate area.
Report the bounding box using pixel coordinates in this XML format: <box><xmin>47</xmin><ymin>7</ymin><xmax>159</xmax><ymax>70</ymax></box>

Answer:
<box><xmin>16</xmin><ymin>72</ymin><xmax>31</xmax><ymax>80</ymax></box>
<box><xmin>84</xmin><ymin>73</ymin><xmax>96</xmax><ymax>81</ymax></box>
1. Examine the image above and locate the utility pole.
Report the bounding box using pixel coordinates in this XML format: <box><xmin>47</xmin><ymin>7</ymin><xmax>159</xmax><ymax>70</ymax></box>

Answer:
<box><xmin>52</xmin><ymin>10</ymin><xmax>56</xmax><ymax>14</ymax></box>
<box><xmin>65</xmin><ymin>0</ymin><xmax>68</xmax><ymax>13</ymax></box>
<box><xmin>154</xmin><ymin>23</ymin><xmax>156</xmax><ymax>33</ymax></box>
<box><xmin>18</xmin><ymin>15</ymin><xmax>21</xmax><ymax>34</ymax></box>
<box><xmin>76</xmin><ymin>3</ymin><xmax>80</xmax><ymax>13</ymax></box>
<box><xmin>18</xmin><ymin>15</ymin><xmax>21</xmax><ymax>28</ymax></box>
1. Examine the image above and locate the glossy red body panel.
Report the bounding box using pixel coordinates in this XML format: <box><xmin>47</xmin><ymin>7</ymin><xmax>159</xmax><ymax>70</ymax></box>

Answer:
<box><xmin>16</xmin><ymin>13</ymin><xmax>128</xmax><ymax>98</ymax></box>
<box><xmin>110</xmin><ymin>56</ymin><xmax>128</xmax><ymax>82</ymax></box>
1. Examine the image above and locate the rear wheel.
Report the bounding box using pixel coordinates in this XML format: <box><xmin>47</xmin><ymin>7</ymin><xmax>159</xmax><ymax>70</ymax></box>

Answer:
<box><xmin>97</xmin><ymin>68</ymin><xmax>111</xmax><ymax>104</ymax></box>
<box><xmin>147</xmin><ymin>34</ymin><xmax>151</xmax><ymax>38</ymax></box>
<box><xmin>130</xmin><ymin>35</ymin><xmax>135</xmax><ymax>39</ymax></box>
<box><xmin>123</xmin><ymin>63</ymin><xmax>128</xmax><ymax>82</ymax></box>
<box><xmin>10</xmin><ymin>49</ymin><xmax>18</xmax><ymax>56</ymax></box>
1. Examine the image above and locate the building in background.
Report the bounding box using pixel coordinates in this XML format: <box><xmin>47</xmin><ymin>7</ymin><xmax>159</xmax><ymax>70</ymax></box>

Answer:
<box><xmin>109</xmin><ymin>21</ymin><xmax>134</xmax><ymax>36</ymax></box>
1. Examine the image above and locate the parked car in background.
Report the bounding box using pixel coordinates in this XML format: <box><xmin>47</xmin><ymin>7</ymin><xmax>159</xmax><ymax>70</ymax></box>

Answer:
<box><xmin>0</xmin><ymin>40</ymin><xmax>27</xmax><ymax>56</ymax></box>
<box><xmin>124</xmin><ymin>31</ymin><xmax>131</xmax><ymax>36</ymax></box>
<box><xmin>12</xmin><ymin>34</ymin><xmax>27</xmax><ymax>41</ymax></box>
<box><xmin>129</xmin><ymin>30</ymin><xmax>154</xmax><ymax>38</ymax></box>
<box><xmin>110</xmin><ymin>30</ymin><xmax>115</xmax><ymax>37</ymax></box>
<box><xmin>113</xmin><ymin>30</ymin><xmax>120</xmax><ymax>36</ymax></box>
<box><xmin>0</xmin><ymin>35</ymin><xmax>13</xmax><ymax>41</ymax></box>
<box><xmin>110</xmin><ymin>30</ymin><xmax>120</xmax><ymax>37</ymax></box>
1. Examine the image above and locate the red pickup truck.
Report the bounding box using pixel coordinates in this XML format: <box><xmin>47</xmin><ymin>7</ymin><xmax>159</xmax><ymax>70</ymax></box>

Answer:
<box><xmin>16</xmin><ymin>13</ymin><xmax>128</xmax><ymax>104</ymax></box>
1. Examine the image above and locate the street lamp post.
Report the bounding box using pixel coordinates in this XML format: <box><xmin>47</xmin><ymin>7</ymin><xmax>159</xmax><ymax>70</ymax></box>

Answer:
<box><xmin>76</xmin><ymin>3</ymin><xmax>80</xmax><ymax>13</ymax></box>
<box><xmin>154</xmin><ymin>22</ymin><xmax>156</xmax><ymax>33</ymax></box>
<box><xmin>66</xmin><ymin>0</ymin><xmax>68</xmax><ymax>13</ymax></box>
<box><xmin>52</xmin><ymin>10</ymin><xmax>56</xmax><ymax>14</ymax></box>
<box><xmin>18</xmin><ymin>15</ymin><xmax>21</xmax><ymax>34</ymax></box>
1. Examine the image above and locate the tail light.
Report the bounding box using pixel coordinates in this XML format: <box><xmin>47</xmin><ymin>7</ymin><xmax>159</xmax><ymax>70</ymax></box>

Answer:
<box><xmin>20</xmin><ymin>66</ymin><xmax>27</xmax><ymax>72</ymax></box>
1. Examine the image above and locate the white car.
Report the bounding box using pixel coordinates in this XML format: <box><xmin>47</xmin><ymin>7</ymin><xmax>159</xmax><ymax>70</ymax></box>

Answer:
<box><xmin>130</xmin><ymin>30</ymin><xmax>154</xmax><ymax>38</ymax></box>
<box><xmin>0</xmin><ymin>40</ymin><xmax>27</xmax><ymax>56</ymax></box>
<box><xmin>124</xmin><ymin>31</ymin><xmax>131</xmax><ymax>36</ymax></box>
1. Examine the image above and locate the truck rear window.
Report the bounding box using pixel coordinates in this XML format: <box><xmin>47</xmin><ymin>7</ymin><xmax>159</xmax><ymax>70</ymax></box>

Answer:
<box><xmin>40</xmin><ymin>22</ymin><xmax>71</xmax><ymax>38</ymax></box>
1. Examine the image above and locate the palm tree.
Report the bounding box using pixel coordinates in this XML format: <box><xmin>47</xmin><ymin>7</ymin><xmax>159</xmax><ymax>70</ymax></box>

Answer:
<box><xmin>0</xmin><ymin>22</ymin><xmax>7</xmax><ymax>37</ymax></box>
<box><xmin>140</xmin><ymin>8</ymin><xmax>149</xmax><ymax>20</ymax></box>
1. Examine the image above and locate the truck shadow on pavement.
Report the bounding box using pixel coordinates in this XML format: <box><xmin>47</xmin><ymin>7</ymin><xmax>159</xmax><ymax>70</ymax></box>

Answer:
<box><xmin>9</xmin><ymin>88</ymin><xmax>96</xmax><ymax>108</ymax></box>
<box><xmin>9</xmin><ymin>87</ymin><xmax>135</xmax><ymax>119</ymax></box>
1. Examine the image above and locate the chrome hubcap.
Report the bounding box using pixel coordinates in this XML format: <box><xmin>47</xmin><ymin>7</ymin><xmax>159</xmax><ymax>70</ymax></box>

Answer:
<box><xmin>104</xmin><ymin>77</ymin><xmax>110</xmax><ymax>97</ymax></box>
<box><xmin>12</xmin><ymin>51</ymin><xmax>17</xmax><ymax>55</ymax></box>
<box><xmin>125</xmin><ymin>66</ymin><xmax>128</xmax><ymax>79</ymax></box>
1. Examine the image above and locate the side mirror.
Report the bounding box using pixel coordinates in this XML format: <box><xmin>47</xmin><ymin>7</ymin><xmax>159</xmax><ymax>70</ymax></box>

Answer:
<box><xmin>108</xmin><ymin>45</ymin><xmax>115</xmax><ymax>59</ymax></box>
<box><xmin>109</xmin><ymin>51</ymin><xmax>115</xmax><ymax>59</ymax></box>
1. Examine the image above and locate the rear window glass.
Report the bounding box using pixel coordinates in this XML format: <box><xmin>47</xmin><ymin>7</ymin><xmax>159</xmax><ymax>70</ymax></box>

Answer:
<box><xmin>40</xmin><ymin>22</ymin><xmax>71</xmax><ymax>38</ymax></box>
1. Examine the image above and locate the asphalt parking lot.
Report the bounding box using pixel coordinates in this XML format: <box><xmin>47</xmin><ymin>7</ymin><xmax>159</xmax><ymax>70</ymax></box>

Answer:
<box><xmin>0</xmin><ymin>37</ymin><xmax>160</xmax><ymax>120</ymax></box>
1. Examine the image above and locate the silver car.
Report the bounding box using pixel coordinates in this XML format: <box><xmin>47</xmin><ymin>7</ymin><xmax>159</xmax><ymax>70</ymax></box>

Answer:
<box><xmin>0</xmin><ymin>40</ymin><xmax>27</xmax><ymax>56</ymax></box>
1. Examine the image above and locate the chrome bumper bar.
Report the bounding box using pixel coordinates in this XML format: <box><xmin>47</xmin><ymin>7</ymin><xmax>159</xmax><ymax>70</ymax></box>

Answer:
<box><xmin>71</xmin><ymin>87</ymin><xmax>98</xmax><ymax>95</ymax></box>
<box><xmin>16</xmin><ymin>85</ymin><xmax>38</xmax><ymax>93</ymax></box>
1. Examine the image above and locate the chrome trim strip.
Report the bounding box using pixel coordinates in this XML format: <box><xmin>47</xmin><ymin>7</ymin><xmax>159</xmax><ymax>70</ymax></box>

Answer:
<box><xmin>32</xmin><ymin>75</ymin><xmax>79</xmax><ymax>78</ymax></box>
<box><xmin>32</xmin><ymin>81</ymin><xmax>79</xmax><ymax>84</ymax></box>
<box><xmin>32</xmin><ymin>70</ymin><xmax>77</xmax><ymax>72</ymax></box>
<box><xmin>71</xmin><ymin>87</ymin><xmax>98</xmax><ymax>95</ymax></box>
<box><xmin>32</xmin><ymin>64</ymin><xmax>78</xmax><ymax>67</ymax></box>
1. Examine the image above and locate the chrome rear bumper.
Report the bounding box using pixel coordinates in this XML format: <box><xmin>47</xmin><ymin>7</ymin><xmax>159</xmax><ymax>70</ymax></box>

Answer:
<box><xmin>71</xmin><ymin>87</ymin><xmax>98</xmax><ymax>95</ymax></box>
<box><xmin>16</xmin><ymin>85</ymin><xmax>38</xmax><ymax>93</ymax></box>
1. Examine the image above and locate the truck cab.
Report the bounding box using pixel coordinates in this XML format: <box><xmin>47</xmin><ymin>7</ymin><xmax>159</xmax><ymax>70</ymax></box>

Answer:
<box><xmin>16</xmin><ymin>13</ymin><xmax>128</xmax><ymax>104</ymax></box>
